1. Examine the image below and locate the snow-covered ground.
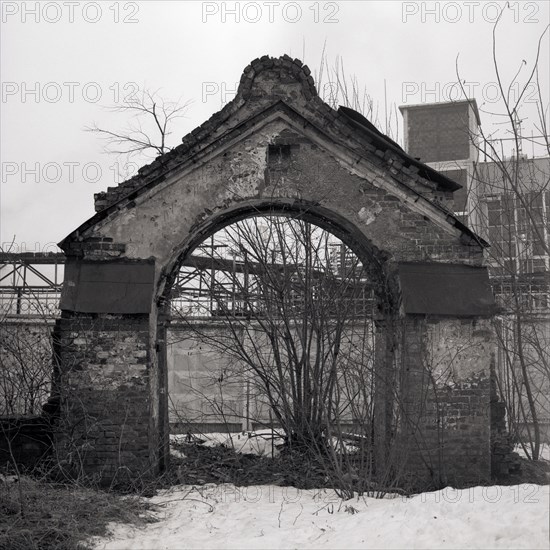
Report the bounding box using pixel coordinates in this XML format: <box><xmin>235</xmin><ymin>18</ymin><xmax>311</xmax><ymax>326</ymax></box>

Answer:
<box><xmin>172</xmin><ymin>431</ymin><xmax>550</xmax><ymax>462</ymax></box>
<box><xmin>515</xmin><ymin>442</ymin><xmax>550</xmax><ymax>461</ymax></box>
<box><xmin>93</xmin><ymin>482</ymin><xmax>549</xmax><ymax>549</ymax></box>
<box><xmin>171</xmin><ymin>430</ymin><xmax>285</xmax><ymax>458</ymax></box>
<box><xmin>170</xmin><ymin>430</ymin><xmax>364</xmax><ymax>458</ymax></box>
<box><xmin>92</xmin><ymin>434</ymin><xmax>549</xmax><ymax>549</ymax></box>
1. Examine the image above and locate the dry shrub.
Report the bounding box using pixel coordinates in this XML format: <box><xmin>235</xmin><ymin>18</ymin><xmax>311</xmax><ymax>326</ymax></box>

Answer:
<box><xmin>0</xmin><ymin>475</ymin><xmax>157</xmax><ymax>550</ymax></box>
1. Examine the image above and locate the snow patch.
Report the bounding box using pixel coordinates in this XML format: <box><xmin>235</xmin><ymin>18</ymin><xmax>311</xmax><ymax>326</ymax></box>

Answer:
<box><xmin>171</xmin><ymin>430</ymin><xmax>285</xmax><ymax>457</ymax></box>
<box><xmin>93</xmin><ymin>483</ymin><xmax>549</xmax><ymax>549</ymax></box>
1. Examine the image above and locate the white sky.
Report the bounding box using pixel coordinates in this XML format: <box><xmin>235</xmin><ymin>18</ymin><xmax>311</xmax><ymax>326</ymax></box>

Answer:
<box><xmin>1</xmin><ymin>0</ymin><xmax>549</xmax><ymax>251</ymax></box>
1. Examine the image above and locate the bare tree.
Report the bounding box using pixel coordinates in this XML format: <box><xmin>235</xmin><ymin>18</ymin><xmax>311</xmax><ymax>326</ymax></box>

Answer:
<box><xmin>0</xmin><ymin>325</ymin><xmax>52</xmax><ymax>416</ymax></box>
<box><xmin>313</xmin><ymin>44</ymin><xmax>400</xmax><ymax>142</ymax></box>
<box><xmin>0</xmin><ymin>244</ymin><xmax>56</xmax><ymax>417</ymax></box>
<box><xmin>86</xmin><ymin>88</ymin><xmax>192</xmax><ymax>161</ymax></box>
<box><xmin>457</xmin><ymin>7</ymin><xmax>550</xmax><ymax>460</ymax></box>
<box><xmin>166</xmin><ymin>215</ymin><xmax>412</xmax><ymax>496</ymax></box>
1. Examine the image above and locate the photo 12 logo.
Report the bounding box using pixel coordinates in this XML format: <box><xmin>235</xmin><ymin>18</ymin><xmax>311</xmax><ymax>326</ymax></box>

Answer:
<box><xmin>1</xmin><ymin>1</ymin><xmax>139</xmax><ymax>23</ymax></box>
<box><xmin>412</xmin><ymin>484</ymin><xmax>540</xmax><ymax>504</ymax></box>
<box><xmin>1</xmin><ymin>161</ymin><xmax>138</xmax><ymax>184</ymax></box>
<box><xmin>1</xmin><ymin>242</ymin><xmax>62</xmax><ymax>254</ymax></box>
<box><xmin>202</xmin><ymin>82</ymin><xmax>240</xmax><ymax>104</ymax></box>
<box><xmin>202</xmin><ymin>1</ymin><xmax>340</xmax><ymax>23</ymax></box>
<box><xmin>2</xmin><ymin>81</ymin><xmax>141</xmax><ymax>104</ymax></box>
<box><xmin>401</xmin><ymin>81</ymin><xmax>540</xmax><ymax>104</ymax></box>
<box><xmin>197</xmin><ymin>483</ymin><xmax>340</xmax><ymax>505</ymax></box>
<box><xmin>401</xmin><ymin>2</ymin><xmax>539</xmax><ymax>24</ymax></box>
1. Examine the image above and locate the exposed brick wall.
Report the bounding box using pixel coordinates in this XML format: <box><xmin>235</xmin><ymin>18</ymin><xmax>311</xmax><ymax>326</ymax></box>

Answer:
<box><xmin>406</xmin><ymin>103</ymin><xmax>471</xmax><ymax>163</ymax></box>
<box><xmin>53</xmin><ymin>313</ymin><xmax>155</xmax><ymax>482</ymax></box>
<box><xmin>375</xmin><ymin>317</ymin><xmax>493</xmax><ymax>489</ymax></box>
<box><xmin>63</xmin><ymin>237</ymin><xmax>126</xmax><ymax>259</ymax></box>
<box><xmin>423</xmin><ymin>377</ymin><xmax>491</xmax><ymax>487</ymax></box>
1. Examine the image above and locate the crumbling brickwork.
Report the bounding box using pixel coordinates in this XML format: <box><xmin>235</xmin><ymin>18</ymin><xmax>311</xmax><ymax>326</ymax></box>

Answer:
<box><xmin>374</xmin><ymin>317</ymin><xmax>493</xmax><ymax>488</ymax></box>
<box><xmin>53</xmin><ymin>313</ymin><xmax>155</xmax><ymax>480</ymax></box>
<box><xmin>57</xmin><ymin>55</ymin><xmax>494</xmax><ymax>486</ymax></box>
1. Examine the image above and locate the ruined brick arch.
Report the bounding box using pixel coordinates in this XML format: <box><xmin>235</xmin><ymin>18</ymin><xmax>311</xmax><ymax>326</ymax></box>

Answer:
<box><xmin>157</xmin><ymin>199</ymin><xmax>400</xmax><ymax>315</ymax></box>
<box><xmin>154</xmin><ymin>199</ymin><xmax>401</xmax><ymax>461</ymax></box>
<box><xmin>56</xmin><ymin>55</ymin><xmax>496</xmax><ymax>486</ymax></box>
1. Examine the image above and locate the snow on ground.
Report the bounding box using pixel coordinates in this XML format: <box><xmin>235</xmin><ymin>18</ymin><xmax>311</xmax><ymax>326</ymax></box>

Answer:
<box><xmin>515</xmin><ymin>442</ymin><xmax>550</xmax><ymax>461</ymax></box>
<box><xmin>93</xmin><ymin>483</ymin><xmax>549</xmax><ymax>549</ymax></box>
<box><xmin>171</xmin><ymin>430</ymin><xmax>285</xmax><ymax>458</ymax></box>
<box><xmin>170</xmin><ymin>430</ymin><xmax>361</xmax><ymax>458</ymax></box>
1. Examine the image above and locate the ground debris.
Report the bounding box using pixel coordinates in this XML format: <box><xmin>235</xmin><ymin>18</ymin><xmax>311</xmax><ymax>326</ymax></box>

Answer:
<box><xmin>171</xmin><ymin>440</ymin><xmax>331</xmax><ymax>489</ymax></box>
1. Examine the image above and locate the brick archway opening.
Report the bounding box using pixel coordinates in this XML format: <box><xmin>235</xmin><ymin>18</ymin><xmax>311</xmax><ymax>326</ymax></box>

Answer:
<box><xmin>157</xmin><ymin>202</ymin><xmax>399</xmax><ymax>479</ymax></box>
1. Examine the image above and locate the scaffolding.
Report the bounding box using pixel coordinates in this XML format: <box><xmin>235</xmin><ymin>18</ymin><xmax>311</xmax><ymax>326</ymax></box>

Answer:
<box><xmin>0</xmin><ymin>247</ymin><xmax>376</xmax><ymax>320</ymax></box>
<box><xmin>0</xmin><ymin>252</ymin><xmax>65</xmax><ymax>317</ymax></box>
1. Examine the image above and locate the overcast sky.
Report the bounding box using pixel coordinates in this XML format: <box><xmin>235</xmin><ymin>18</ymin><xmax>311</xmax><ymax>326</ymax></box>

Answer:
<box><xmin>1</xmin><ymin>0</ymin><xmax>549</xmax><ymax>252</ymax></box>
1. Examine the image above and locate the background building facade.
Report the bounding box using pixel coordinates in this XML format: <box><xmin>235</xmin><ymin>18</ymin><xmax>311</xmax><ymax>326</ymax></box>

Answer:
<box><xmin>400</xmin><ymin>100</ymin><xmax>550</xmax><ymax>448</ymax></box>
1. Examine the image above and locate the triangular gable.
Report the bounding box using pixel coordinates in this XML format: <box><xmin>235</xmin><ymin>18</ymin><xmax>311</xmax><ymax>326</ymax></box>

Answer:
<box><xmin>60</xmin><ymin>55</ymin><xmax>486</xmax><ymax>249</ymax></box>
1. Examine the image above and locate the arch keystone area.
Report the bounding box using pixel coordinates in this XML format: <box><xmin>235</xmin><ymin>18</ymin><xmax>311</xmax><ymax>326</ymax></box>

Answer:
<box><xmin>56</xmin><ymin>55</ymin><xmax>495</xmax><ymax>486</ymax></box>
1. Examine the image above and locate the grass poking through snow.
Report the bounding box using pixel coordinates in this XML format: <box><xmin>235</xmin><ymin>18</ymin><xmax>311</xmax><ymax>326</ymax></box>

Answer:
<box><xmin>0</xmin><ymin>475</ymin><xmax>157</xmax><ymax>550</ymax></box>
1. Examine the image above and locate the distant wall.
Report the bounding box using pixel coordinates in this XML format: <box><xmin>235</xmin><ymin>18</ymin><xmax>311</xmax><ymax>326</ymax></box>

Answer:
<box><xmin>167</xmin><ymin>324</ymin><xmax>245</xmax><ymax>432</ymax></box>
<box><xmin>167</xmin><ymin>321</ymin><xmax>376</xmax><ymax>434</ymax></box>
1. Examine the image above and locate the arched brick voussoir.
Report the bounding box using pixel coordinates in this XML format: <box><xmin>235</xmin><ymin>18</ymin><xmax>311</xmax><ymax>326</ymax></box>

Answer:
<box><xmin>154</xmin><ymin>197</ymin><xmax>401</xmax><ymax>314</ymax></box>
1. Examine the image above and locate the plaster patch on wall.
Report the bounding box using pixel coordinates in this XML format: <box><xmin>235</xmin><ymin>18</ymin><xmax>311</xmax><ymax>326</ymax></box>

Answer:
<box><xmin>425</xmin><ymin>319</ymin><xmax>493</xmax><ymax>387</ymax></box>
<box><xmin>358</xmin><ymin>203</ymin><xmax>383</xmax><ymax>225</ymax></box>
<box><xmin>217</xmin><ymin>126</ymin><xmax>294</xmax><ymax>203</ymax></box>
